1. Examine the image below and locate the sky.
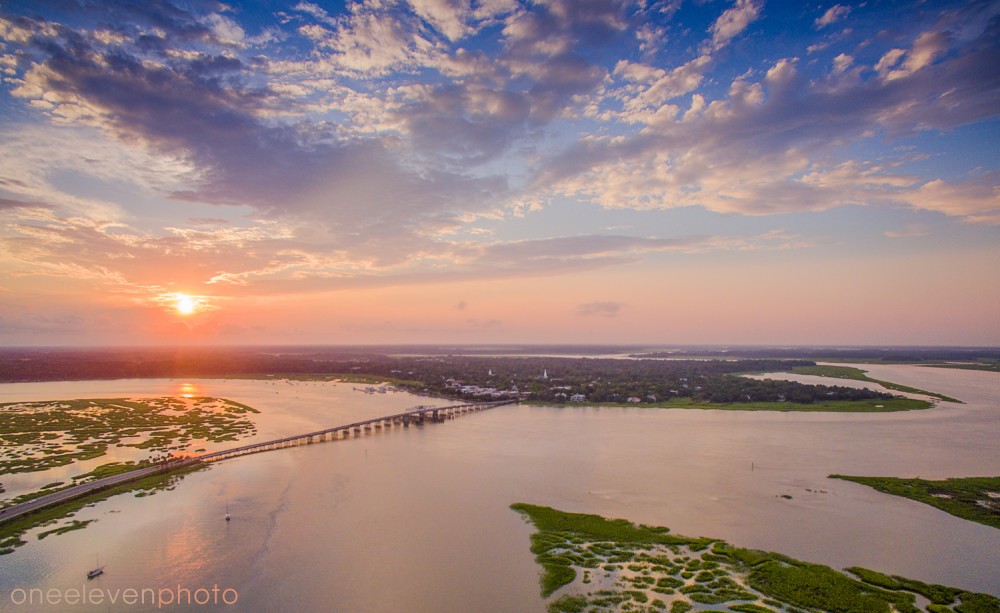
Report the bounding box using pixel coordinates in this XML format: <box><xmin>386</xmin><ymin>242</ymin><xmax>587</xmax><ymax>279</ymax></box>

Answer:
<box><xmin>0</xmin><ymin>0</ymin><xmax>997</xmax><ymax>347</ymax></box>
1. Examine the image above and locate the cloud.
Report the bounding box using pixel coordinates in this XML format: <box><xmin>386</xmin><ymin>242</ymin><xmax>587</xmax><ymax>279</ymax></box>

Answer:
<box><xmin>0</xmin><ymin>0</ymin><xmax>635</xmax><ymax>250</ymax></box>
<box><xmin>391</xmin><ymin>81</ymin><xmax>532</xmax><ymax>165</ymax></box>
<box><xmin>877</xmin><ymin>31</ymin><xmax>952</xmax><ymax>81</ymax></box>
<box><xmin>464</xmin><ymin>317</ymin><xmax>503</xmax><ymax>329</ymax></box>
<box><xmin>898</xmin><ymin>174</ymin><xmax>1000</xmax><ymax>223</ymax></box>
<box><xmin>612</xmin><ymin>55</ymin><xmax>712</xmax><ymax>122</ymax></box>
<box><xmin>203</xmin><ymin>13</ymin><xmax>246</xmax><ymax>46</ymax></box>
<box><xmin>577</xmin><ymin>301</ymin><xmax>624</xmax><ymax>317</ymax></box>
<box><xmin>0</xmin><ymin>197</ymin><xmax>47</xmax><ymax>211</ymax></box>
<box><xmin>480</xmin><ymin>234</ymin><xmax>708</xmax><ymax>261</ymax></box>
<box><xmin>186</xmin><ymin>217</ymin><xmax>231</xmax><ymax>226</ymax></box>
<box><xmin>884</xmin><ymin>225</ymin><xmax>930</xmax><ymax>238</ymax></box>
<box><xmin>706</xmin><ymin>0</ymin><xmax>762</xmax><ymax>51</ymax></box>
<box><xmin>815</xmin><ymin>5</ymin><xmax>851</xmax><ymax>29</ymax></box>
<box><xmin>530</xmin><ymin>20</ymin><xmax>1000</xmax><ymax>223</ymax></box>
<box><xmin>407</xmin><ymin>0</ymin><xmax>475</xmax><ymax>41</ymax></box>
<box><xmin>1</xmin><ymin>161</ymin><xmax>816</xmax><ymax>308</ymax></box>
<box><xmin>0</xmin><ymin>203</ymin><xmax>301</xmax><ymax>306</ymax></box>
<box><xmin>493</xmin><ymin>0</ymin><xmax>632</xmax><ymax>123</ymax></box>
<box><xmin>0</xmin><ymin>124</ymin><xmax>198</xmax><ymax>220</ymax></box>
<box><xmin>317</xmin><ymin>6</ymin><xmax>446</xmax><ymax>76</ymax></box>
<box><xmin>0</xmin><ymin>311</ymin><xmax>87</xmax><ymax>336</ymax></box>
<box><xmin>293</xmin><ymin>2</ymin><xmax>336</xmax><ymax>25</ymax></box>
<box><xmin>3</xmin><ymin>14</ymin><xmax>514</xmax><ymax>264</ymax></box>
<box><xmin>502</xmin><ymin>0</ymin><xmax>629</xmax><ymax>58</ymax></box>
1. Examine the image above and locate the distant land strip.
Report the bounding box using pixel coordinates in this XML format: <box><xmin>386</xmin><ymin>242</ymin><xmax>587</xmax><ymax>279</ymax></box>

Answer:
<box><xmin>2</xmin><ymin>346</ymin><xmax>998</xmax><ymax>384</ymax></box>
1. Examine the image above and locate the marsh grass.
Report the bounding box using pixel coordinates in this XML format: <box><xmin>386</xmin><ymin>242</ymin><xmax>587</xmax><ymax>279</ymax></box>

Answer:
<box><xmin>0</xmin><ymin>397</ymin><xmax>259</xmax><ymax>475</ymax></box>
<box><xmin>513</xmin><ymin>503</ymin><xmax>1000</xmax><ymax>613</ymax></box>
<box><xmin>36</xmin><ymin>519</ymin><xmax>94</xmax><ymax>540</ymax></box>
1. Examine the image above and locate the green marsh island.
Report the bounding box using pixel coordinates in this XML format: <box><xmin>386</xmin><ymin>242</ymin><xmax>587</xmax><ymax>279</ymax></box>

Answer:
<box><xmin>512</xmin><ymin>503</ymin><xmax>1000</xmax><ymax>613</ymax></box>
<box><xmin>0</xmin><ymin>396</ymin><xmax>259</xmax><ymax>475</ymax></box>
<box><xmin>831</xmin><ymin>476</ymin><xmax>1000</xmax><ymax>530</ymax></box>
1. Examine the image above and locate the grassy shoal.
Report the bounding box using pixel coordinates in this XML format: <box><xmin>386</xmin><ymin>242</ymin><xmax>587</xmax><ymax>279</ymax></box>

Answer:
<box><xmin>920</xmin><ymin>362</ymin><xmax>1000</xmax><ymax>373</ymax></box>
<box><xmin>530</xmin><ymin>396</ymin><xmax>931</xmax><ymax>412</ymax></box>
<box><xmin>789</xmin><ymin>365</ymin><xmax>961</xmax><ymax>403</ymax></box>
<box><xmin>831</xmin><ymin>475</ymin><xmax>1000</xmax><ymax>530</ymax></box>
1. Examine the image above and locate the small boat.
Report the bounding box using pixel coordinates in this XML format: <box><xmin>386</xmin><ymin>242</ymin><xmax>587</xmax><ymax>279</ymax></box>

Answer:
<box><xmin>87</xmin><ymin>555</ymin><xmax>104</xmax><ymax>579</ymax></box>
<box><xmin>225</xmin><ymin>501</ymin><xmax>231</xmax><ymax>522</ymax></box>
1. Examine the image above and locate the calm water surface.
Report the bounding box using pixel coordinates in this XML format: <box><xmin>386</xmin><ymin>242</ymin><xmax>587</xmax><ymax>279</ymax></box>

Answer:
<box><xmin>1</xmin><ymin>366</ymin><xmax>999</xmax><ymax>611</ymax></box>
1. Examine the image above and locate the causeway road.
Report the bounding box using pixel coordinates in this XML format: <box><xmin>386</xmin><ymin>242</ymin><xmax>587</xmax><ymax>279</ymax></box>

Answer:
<box><xmin>0</xmin><ymin>460</ymin><xmax>199</xmax><ymax>525</ymax></box>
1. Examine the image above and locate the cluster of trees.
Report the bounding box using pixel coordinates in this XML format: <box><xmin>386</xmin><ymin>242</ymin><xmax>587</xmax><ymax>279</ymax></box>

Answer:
<box><xmin>683</xmin><ymin>377</ymin><xmax>891</xmax><ymax>404</ymax></box>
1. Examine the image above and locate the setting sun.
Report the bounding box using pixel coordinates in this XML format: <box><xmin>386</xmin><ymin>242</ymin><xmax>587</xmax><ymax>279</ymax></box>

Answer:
<box><xmin>175</xmin><ymin>294</ymin><xmax>196</xmax><ymax>315</ymax></box>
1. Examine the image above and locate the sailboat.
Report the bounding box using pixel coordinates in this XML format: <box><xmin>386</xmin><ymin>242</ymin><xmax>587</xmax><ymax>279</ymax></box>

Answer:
<box><xmin>87</xmin><ymin>554</ymin><xmax>104</xmax><ymax>579</ymax></box>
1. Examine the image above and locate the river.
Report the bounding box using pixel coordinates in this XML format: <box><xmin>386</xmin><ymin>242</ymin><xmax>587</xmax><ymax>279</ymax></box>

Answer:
<box><xmin>1</xmin><ymin>364</ymin><xmax>998</xmax><ymax>611</ymax></box>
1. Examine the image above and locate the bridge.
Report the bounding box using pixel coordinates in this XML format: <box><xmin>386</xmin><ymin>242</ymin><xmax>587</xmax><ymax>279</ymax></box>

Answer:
<box><xmin>198</xmin><ymin>399</ymin><xmax>517</xmax><ymax>462</ymax></box>
<box><xmin>0</xmin><ymin>399</ymin><xmax>516</xmax><ymax>525</ymax></box>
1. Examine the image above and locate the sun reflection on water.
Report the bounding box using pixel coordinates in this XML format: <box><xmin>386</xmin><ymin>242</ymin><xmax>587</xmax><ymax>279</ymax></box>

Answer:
<box><xmin>174</xmin><ymin>382</ymin><xmax>200</xmax><ymax>399</ymax></box>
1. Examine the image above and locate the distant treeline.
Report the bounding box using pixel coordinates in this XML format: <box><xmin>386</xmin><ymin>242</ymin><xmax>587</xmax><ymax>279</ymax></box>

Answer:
<box><xmin>0</xmin><ymin>347</ymin><xmax>373</xmax><ymax>382</ymax></box>
<box><xmin>3</xmin><ymin>345</ymin><xmax>995</xmax><ymax>385</ymax></box>
<box><xmin>0</xmin><ymin>348</ymin><xmax>896</xmax><ymax>405</ymax></box>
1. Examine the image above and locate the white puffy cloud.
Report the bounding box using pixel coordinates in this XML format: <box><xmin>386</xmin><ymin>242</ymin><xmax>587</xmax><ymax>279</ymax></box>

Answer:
<box><xmin>815</xmin><ymin>4</ymin><xmax>851</xmax><ymax>29</ymax></box>
<box><xmin>407</xmin><ymin>0</ymin><xmax>473</xmax><ymax>40</ymax></box>
<box><xmin>706</xmin><ymin>0</ymin><xmax>762</xmax><ymax>51</ymax></box>
<box><xmin>878</xmin><ymin>31</ymin><xmax>951</xmax><ymax>81</ymax></box>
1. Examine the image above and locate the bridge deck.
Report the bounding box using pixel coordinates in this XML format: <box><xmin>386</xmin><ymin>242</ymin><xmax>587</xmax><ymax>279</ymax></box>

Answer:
<box><xmin>0</xmin><ymin>399</ymin><xmax>517</xmax><ymax>525</ymax></box>
<box><xmin>199</xmin><ymin>399</ymin><xmax>516</xmax><ymax>461</ymax></box>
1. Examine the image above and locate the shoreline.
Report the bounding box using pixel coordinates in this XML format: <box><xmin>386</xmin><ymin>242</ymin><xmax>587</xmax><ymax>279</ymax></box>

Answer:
<box><xmin>525</xmin><ymin>396</ymin><xmax>933</xmax><ymax>412</ymax></box>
